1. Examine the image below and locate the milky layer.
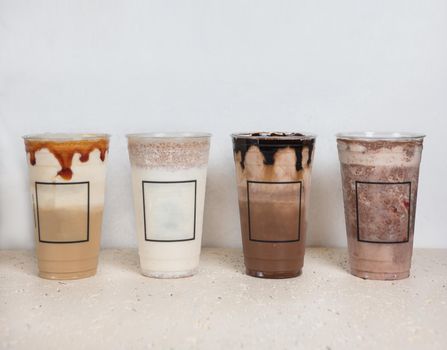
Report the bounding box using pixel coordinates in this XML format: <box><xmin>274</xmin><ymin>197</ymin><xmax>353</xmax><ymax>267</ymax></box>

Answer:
<box><xmin>234</xmin><ymin>147</ymin><xmax>313</xmax><ymax>200</ymax></box>
<box><xmin>27</xmin><ymin>148</ymin><xmax>108</xmax><ymax>208</ymax></box>
<box><xmin>337</xmin><ymin>140</ymin><xmax>423</xmax><ymax>167</ymax></box>
<box><xmin>130</xmin><ymin>165</ymin><xmax>208</xmax><ymax>275</ymax></box>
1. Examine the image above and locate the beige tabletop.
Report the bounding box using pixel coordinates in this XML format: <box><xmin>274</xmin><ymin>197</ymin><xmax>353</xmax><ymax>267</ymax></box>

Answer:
<box><xmin>1</xmin><ymin>247</ymin><xmax>446</xmax><ymax>350</ymax></box>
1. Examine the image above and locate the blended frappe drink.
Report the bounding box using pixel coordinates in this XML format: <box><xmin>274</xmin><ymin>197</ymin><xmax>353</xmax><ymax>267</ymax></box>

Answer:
<box><xmin>23</xmin><ymin>133</ymin><xmax>109</xmax><ymax>279</ymax></box>
<box><xmin>127</xmin><ymin>133</ymin><xmax>210</xmax><ymax>278</ymax></box>
<box><xmin>337</xmin><ymin>132</ymin><xmax>425</xmax><ymax>280</ymax></box>
<box><xmin>232</xmin><ymin>132</ymin><xmax>316</xmax><ymax>278</ymax></box>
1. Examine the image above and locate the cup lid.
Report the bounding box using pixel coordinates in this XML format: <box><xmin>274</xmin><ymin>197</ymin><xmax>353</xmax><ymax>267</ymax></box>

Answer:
<box><xmin>336</xmin><ymin>131</ymin><xmax>425</xmax><ymax>141</ymax></box>
<box><xmin>127</xmin><ymin>132</ymin><xmax>211</xmax><ymax>139</ymax></box>
<box><xmin>231</xmin><ymin>132</ymin><xmax>316</xmax><ymax>140</ymax></box>
<box><xmin>23</xmin><ymin>133</ymin><xmax>110</xmax><ymax>141</ymax></box>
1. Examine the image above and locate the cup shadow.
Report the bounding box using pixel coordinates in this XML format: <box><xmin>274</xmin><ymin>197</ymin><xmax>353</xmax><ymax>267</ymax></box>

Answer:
<box><xmin>307</xmin><ymin>246</ymin><xmax>350</xmax><ymax>274</ymax></box>
<box><xmin>99</xmin><ymin>248</ymin><xmax>141</xmax><ymax>275</ymax></box>
<box><xmin>0</xmin><ymin>250</ymin><xmax>39</xmax><ymax>277</ymax></box>
<box><xmin>201</xmin><ymin>247</ymin><xmax>246</xmax><ymax>275</ymax></box>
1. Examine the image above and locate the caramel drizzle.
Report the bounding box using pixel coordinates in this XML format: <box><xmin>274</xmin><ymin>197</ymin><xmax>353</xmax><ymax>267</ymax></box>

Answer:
<box><xmin>25</xmin><ymin>139</ymin><xmax>109</xmax><ymax>180</ymax></box>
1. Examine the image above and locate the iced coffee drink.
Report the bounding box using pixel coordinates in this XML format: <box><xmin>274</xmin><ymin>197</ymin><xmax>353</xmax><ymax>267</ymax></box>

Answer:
<box><xmin>23</xmin><ymin>133</ymin><xmax>109</xmax><ymax>280</ymax></box>
<box><xmin>232</xmin><ymin>132</ymin><xmax>316</xmax><ymax>278</ymax></box>
<box><xmin>127</xmin><ymin>133</ymin><xmax>210</xmax><ymax>278</ymax></box>
<box><xmin>336</xmin><ymin>132</ymin><xmax>425</xmax><ymax>280</ymax></box>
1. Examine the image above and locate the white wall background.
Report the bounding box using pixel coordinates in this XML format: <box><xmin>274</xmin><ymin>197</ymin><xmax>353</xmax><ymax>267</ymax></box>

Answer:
<box><xmin>1</xmin><ymin>0</ymin><xmax>446</xmax><ymax>249</ymax></box>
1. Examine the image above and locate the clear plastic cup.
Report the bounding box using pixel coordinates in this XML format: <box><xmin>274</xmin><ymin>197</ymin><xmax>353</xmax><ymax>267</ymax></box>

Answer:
<box><xmin>231</xmin><ymin>132</ymin><xmax>316</xmax><ymax>278</ymax></box>
<box><xmin>127</xmin><ymin>133</ymin><xmax>211</xmax><ymax>278</ymax></box>
<box><xmin>336</xmin><ymin>132</ymin><xmax>425</xmax><ymax>280</ymax></box>
<box><xmin>23</xmin><ymin>133</ymin><xmax>110</xmax><ymax>279</ymax></box>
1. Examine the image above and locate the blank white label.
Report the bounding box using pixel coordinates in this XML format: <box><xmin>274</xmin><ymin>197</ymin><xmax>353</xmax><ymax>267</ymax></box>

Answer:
<box><xmin>35</xmin><ymin>182</ymin><xmax>89</xmax><ymax>243</ymax></box>
<box><xmin>143</xmin><ymin>181</ymin><xmax>196</xmax><ymax>242</ymax></box>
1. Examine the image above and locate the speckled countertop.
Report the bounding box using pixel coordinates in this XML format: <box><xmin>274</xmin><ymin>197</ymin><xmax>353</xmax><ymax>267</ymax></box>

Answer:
<box><xmin>1</xmin><ymin>248</ymin><xmax>446</xmax><ymax>350</ymax></box>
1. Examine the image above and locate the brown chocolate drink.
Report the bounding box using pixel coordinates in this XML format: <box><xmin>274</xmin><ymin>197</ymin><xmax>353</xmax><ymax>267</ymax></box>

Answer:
<box><xmin>23</xmin><ymin>133</ymin><xmax>109</xmax><ymax>280</ymax></box>
<box><xmin>232</xmin><ymin>132</ymin><xmax>316</xmax><ymax>278</ymax></box>
<box><xmin>336</xmin><ymin>132</ymin><xmax>425</xmax><ymax>280</ymax></box>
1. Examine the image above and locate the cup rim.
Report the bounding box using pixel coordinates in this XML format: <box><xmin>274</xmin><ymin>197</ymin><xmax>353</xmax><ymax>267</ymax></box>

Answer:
<box><xmin>126</xmin><ymin>132</ymin><xmax>212</xmax><ymax>139</ymax></box>
<box><xmin>336</xmin><ymin>131</ymin><xmax>425</xmax><ymax>141</ymax></box>
<box><xmin>231</xmin><ymin>132</ymin><xmax>316</xmax><ymax>140</ymax></box>
<box><xmin>23</xmin><ymin>133</ymin><xmax>110</xmax><ymax>141</ymax></box>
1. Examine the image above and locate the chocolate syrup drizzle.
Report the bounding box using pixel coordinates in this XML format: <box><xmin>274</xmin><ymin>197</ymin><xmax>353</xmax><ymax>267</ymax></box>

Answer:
<box><xmin>232</xmin><ymin>132</ymin><xmax>315</xmax><ymax>171</ymax></box>
<box><xmin>25</xmin><ymin>139</ymin><xmax>109</xmax><ymax>180</ymax></box>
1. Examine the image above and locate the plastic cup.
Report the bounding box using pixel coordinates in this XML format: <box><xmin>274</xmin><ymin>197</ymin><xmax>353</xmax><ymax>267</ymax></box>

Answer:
<box><xmin>336</xmin><ymin>132</ymin><xmax>425</xmax><ymax>280</ymax></box>
<box><xmin>231</xmin><ymin>132</ymin><xmax>316</xmax><ymax>278</ymax></box>
<box><xmin>23</xmin><ymin>133</ymin><xmax>109</xmax><ymax>280</ymax></box>
<box><xmin>127</xmin><ymin>132</ymin><xmax>211</xmax><ymax>278</ymax></box>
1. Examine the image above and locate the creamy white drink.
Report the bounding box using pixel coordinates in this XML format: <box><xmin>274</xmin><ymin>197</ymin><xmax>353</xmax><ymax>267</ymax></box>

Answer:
<box><xmin>23</xmin><ymin>133</ymin><xmax>109</xmax><ymax>280</ymax></box>
<box><xmin>127</xmin><ymin>133</ymin><xmax>211</xmax><ymax>278</ymax></box>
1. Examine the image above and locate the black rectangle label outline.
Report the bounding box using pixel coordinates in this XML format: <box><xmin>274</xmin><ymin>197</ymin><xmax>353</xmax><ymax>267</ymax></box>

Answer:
<box><xmin>247</xmin><ymin>180</ymin><xmax>302</xmax><ymax>243</ymax></box>
<box><xmin>142</xmin><ymin>180</ymin><xmax>197</xmax><ymax>242</ymax></box>
<box><xmin>35</xmin><ymin>181</ymin><xmax>90</xmax><ymax>244</ymax></box>
<box><xmin>355</xmin><ymin>181</ymin><xmax>411</xmax><ymax>244</ymax></box>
